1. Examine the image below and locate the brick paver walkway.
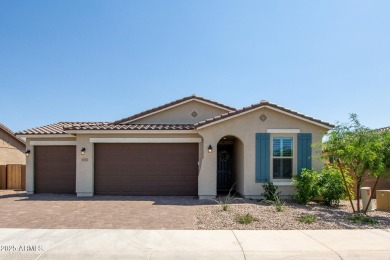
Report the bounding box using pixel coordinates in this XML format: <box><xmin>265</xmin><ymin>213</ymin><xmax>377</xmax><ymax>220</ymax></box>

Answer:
<box><xmin>0</xmin><ymin>191</ymin><xmax>208</xmax><ymax>229</ymax></box>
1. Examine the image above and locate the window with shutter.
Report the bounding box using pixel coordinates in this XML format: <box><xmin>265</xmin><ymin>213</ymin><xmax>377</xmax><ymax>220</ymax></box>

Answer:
<box><xmin>272</xmin><ymin>137</ymin><xmax>293</xmax><ymax>179</ymax></box>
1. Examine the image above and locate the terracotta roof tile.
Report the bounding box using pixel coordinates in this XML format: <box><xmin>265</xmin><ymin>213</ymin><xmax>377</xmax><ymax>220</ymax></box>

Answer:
<box><xmin>65</xmin><ymin>123</ymin><xmax>195</xmax><ymax>131</ymax></box>
<box><xmin>16</xmin><ymin>122</ymin><xmax>195</xmax><ymax>135</ymax></box>
<box><xmin>16</xmin><ymin>122</ymin><xmax>109</xmax><ymax>135</ymax></box>
<box><xmin>194</xmin><ymin>100</ymin><xmax>335</xmax><ymax>129</ymax></box>
<box><xmin>0</xmin><ymin>123</ymin><xmax>26</xmax><ymax>145</ymax></box>
<box><xmin>113</xmin><ymin>95</ymin><xmax>236</xmax><ymax>124</ymax></box>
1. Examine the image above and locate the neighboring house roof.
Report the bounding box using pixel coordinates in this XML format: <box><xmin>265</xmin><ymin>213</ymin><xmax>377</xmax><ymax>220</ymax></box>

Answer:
<box><xmin>377</xmin><ymin>126</ymin><xmax>390</xmax><ymax>132</ymax></box>
<box><xmin>65</xmin><ymin>123</ymin><xmax>195</xmax><ymax>131</ymax></box>
<box><xmin>0</xmin><ymin>123</ymin><xmax>26</xmax><ymax>145</ymax></box>
<box><xmin>113</xmin><ymin>95</ymin><xmax>236</xmax><ymax>124</ymax></box>
<box><xmin>195</xmin><ymin>100</ymin><xmax>335</xmax><ymax>129</ymax></box>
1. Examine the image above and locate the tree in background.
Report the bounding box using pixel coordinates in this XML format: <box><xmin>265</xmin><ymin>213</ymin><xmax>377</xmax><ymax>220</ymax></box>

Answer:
<box><xmin>323</xmin><ymin>114</ymin><xmax>390</xmax><ymax>213</ymax></box>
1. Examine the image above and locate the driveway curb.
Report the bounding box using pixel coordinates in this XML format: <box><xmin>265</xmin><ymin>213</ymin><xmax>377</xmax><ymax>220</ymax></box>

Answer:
<box><xmin>0</xmin><ymin>229</ymin><xmax>389</xmax><ymax>259</ymax></box>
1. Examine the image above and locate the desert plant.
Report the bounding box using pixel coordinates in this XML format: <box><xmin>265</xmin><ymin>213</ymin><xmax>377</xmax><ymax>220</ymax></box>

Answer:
<box><xmin>292</xmin><ymin>169</ymin><xmax>320</xmax><ymax>204</ymax></box>
<box><xmin>212</xmin><ymin>183</ymin><xmax>241</xmax><ymax>211</ymax></box>
<box><xmin>261</xmin><ymin>182</ymin><xmax>281</xmax><ymax>201</ymax></box>
<box><xmin>272</xmin><ymin>195</ymin><xmax>285</xmax><ymax>212</ymax></box>
<box><xmin>297</xmin><ymin>214</ymin><xmax>317</xmax><ymax>224</ymax></box>
<box><xmin>236</xmin><ymin>213</ymin><xmax>256</xmax><ymax>224</ymax></box>
<box><xmin>319</xmin><ymin>164</ymin><xmax>354</xmax><ymax>206</ymax></box>
<box><xmin>348</xmin><ymin>214</ymin><xmax>378</xmax><ymax>225</ymax></box>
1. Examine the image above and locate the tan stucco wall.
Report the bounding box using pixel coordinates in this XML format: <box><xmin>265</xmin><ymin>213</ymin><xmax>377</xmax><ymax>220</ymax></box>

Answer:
<box><xmin>197</xmin><ymin>107</ymin><xmax>328</xmax><ymax>198</ymax></box>
<box><xmin>0</xmin><ymin>130</ymin><xmax>25</xmax><ymax>165</ymax></box>
<box><xmin>132</xmin><ymin>100</ymin><xmax>230</xmax><ymax>124</ymax></box>
<box><xmin>76</xmin><ymin>135</ymin><xmax>94</xmax><ymax>196</ymax></box>
<box><xmin>234</xmin><ymin>139</ymin><xmax>245</xmax><ymax>195</ymax></box>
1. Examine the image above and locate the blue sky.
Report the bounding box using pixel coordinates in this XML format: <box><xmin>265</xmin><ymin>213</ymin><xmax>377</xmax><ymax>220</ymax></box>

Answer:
<box><xmin>1</xmin><ymin>1</ymin><xmax>389</xmax><ymax>132</ymax></box>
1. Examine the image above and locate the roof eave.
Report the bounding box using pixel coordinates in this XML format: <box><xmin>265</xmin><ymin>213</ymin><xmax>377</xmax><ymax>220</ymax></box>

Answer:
<box><xmin>0</xmin><ymin>125</ymin><xmax>26</xmax><ymax>146</ymax></box>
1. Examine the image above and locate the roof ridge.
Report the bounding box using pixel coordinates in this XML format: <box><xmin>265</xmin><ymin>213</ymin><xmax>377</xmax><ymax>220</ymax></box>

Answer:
<box><xmin>113</xmin><ymin>95</ymin><xmax>236</xmax><ymax>124</ymax></box>
<box><xmin>195</xmin><ymin>100</ymin><xmax>334</xmax><ymax>129</ymax></box>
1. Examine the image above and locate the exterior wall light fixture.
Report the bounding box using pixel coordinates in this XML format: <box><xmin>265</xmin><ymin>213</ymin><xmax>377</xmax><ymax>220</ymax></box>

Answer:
<box><xmin>208</xmin><ymin>145</ymin><xmax>213</xmax><ymax>153</ymax></box>
<box><xmin>25</xmin><ymin>150</ymin><xmax>31</xmax><ymax>156</ymax></box>
<box><xmin>81</xmin><ymin>147</ymin><xmax>86</xmax><ymax>155</ymax></box>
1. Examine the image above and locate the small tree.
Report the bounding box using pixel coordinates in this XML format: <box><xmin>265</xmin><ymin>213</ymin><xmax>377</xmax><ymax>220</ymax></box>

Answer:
<box><xmin>323</xmin><ymin>114</ymin><xmax>390</xmax><ymax>213</ymax></box>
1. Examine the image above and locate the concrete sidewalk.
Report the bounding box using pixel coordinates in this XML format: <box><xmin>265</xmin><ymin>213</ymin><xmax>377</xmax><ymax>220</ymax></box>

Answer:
<box><xmin>0</xmin><ymin>229</ymin><xmax>389</xmax><ymax>259</ymax></box>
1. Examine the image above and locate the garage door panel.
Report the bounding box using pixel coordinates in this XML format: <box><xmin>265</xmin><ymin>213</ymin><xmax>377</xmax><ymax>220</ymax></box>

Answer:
<box><xmin>34</xmin><ymin>146</ymin><xmax>76</xmax><ymax>194</ymax></box>
<box><xmin>94</xmin><ymin>143</ymin><xmax>198</xmax><ymax>196</ymax></box>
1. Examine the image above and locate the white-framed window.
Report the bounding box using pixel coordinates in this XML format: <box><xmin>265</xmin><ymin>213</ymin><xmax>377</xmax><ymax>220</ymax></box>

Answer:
<box><xmin>272</xmin><ymin>137</ymin><xmax>293</xmax><ymax>179</ymax></box>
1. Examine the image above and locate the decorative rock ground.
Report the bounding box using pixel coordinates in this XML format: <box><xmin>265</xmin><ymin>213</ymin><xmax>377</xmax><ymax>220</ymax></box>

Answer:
<box><xmin>196</xmin><ymin>199</ymin><xmax>390</xmax><ymax>230</ymax></box>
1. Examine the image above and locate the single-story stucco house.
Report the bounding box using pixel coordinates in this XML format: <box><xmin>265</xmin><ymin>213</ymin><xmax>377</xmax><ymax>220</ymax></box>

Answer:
<box><xmin>16</xmin><ymin>95</ymin><xmax>334</xmax><ymax>199</ymax></box>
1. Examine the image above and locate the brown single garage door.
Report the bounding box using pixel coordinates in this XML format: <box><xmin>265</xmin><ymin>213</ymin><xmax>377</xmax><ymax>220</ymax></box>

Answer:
<box><xmin>94</xmin><ymin>143</ymin><xmax>198</xmax><ymax>196</ymax></box>
<box><xmin>34</xmin><ymin>146</ymin><xmax>76</xmax><ymax>194</ymax></box>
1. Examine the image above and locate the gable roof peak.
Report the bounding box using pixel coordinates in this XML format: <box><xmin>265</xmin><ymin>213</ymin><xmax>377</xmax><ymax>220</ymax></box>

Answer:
<box><xmin>114</xmin><ymin>95</ymin><xmax>236</xmax><ymax>124</ymax></box>
<box><xmin>195</xmin><ymin>100</ymin><xmax>334</xmax><ymax>129</ymax></box>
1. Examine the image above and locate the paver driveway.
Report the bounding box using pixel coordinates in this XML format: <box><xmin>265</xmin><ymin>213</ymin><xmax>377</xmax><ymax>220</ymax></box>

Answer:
<box><xmin>0</xmin><ymin>191</ymin><xmax>208</xmax><ymax>229</ymax></box>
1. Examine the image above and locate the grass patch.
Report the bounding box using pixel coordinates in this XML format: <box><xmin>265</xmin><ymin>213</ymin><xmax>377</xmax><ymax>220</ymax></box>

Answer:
<box><xmin>348</xmin><ymin>214</ymin><xmax>378</xmax><ymax>225</ymax></box>
<box><xmin>297</xmin><ymin>214</ymin><xmax>317</xmax><ymax>224</ymax></box>
<box><xmin>236</xmin><ymin>213</ymin><xmax>256</xmax><ymax>225</ymax></box>
<box><xmin>212</xmin><ymin>184</ymin><xmax>242</xmax><ymax>211</ymax></box>
<box><xmin>272</xmin><ymin>196</ymin><xmax>285</xmax><ymax>212</ymax></box>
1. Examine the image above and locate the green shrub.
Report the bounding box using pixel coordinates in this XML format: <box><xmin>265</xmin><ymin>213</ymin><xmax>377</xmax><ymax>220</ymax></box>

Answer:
<box><xmin>348</xmin><ymin>214</ymin><xmax>378</xmax><ymax>225</ymax></box>
<box><xmin>297</xmin><ymin>214</ymin><xmax>317</xmax><ymax>224</ymax></box>
<box><xmin>293</xmin><ymin>165</ymin><xmax>354</xmax><ymax>206</ymax></box>
<box><xmin>319</xmin><ymin>164</ymin><xmax>354</xmax><ymax>206</ymax></box>
<box><xmin>236</xmin><ymin>213</ymin><xmax>256</xmax><ymax>225</ymax></box>
<box><xmin>292</xmin><ymin>169</ymin><xmax>320</xmax><ymax>204</ymax></box>
<box><xmin>261</xmin><ymin>182</ymin><xmax>281</xmax><ymax>201</ymax></box>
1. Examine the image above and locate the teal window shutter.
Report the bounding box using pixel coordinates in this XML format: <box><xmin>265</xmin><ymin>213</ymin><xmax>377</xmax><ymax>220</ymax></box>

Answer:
<box><xmin>256</xmin><ymin>133</ymin><xmax>270</xmax><ymax>182</ymax></box>
<box><xmin>297</xmin><ymin>133</ymin><xmax>312</xmax><ymax>174</ymax></box>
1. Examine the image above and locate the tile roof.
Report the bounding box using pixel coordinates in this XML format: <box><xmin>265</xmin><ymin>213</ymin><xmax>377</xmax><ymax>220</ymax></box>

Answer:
<box><xmin>16</xmin><ymin>122</ymin><xmax>108</xmax><ymax>135</ymax></box>
<box><xmin>16</xmin><ymin>98</ymin><xmax>334</xmax><ymax>135</ymax></box>
<box><xmin>0</xmin><ymin>123</ymin><xmax>26</xmax><ymax>145</ymax></box>
<box><xmin>195</xmin><ymin>100</ymin><xmax>335</xmax><ymax>129</ymax></box>
<box><xmin>65</xmin><ymin>123</ymin><xmax>195</xmax><ymax>131</ymax></box>
<box><xmin>113</xmin><ymin>95</ymin><xmax>236</xmax><ymax>124</ymax></box>
<box><xmin>16</xmin><ymin>122</ymin><xmax>195</xmax><ymax>135</ymax></box>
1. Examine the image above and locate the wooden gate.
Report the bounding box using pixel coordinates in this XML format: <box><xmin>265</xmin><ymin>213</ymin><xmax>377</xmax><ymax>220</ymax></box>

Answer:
<box><xmin>0</xmin><ymin>165</ymin><xmax>6</xmax><ymax>189</ymax></box>
<box><xmin>0</xmin><ymin>164</ymin><xmax>26</xmax><ymax>190</ymax></box>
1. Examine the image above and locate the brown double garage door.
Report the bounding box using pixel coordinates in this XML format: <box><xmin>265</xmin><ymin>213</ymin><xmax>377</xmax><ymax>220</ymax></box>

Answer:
<box><xmin>34</xmin><ymin>143</ymin><xmax>198</xmax><ymax>195</ymax></box>
<box><xmin>94</xmin><ymin>143</ymin><xmax>199</xmax><ymax>196</ymax></box>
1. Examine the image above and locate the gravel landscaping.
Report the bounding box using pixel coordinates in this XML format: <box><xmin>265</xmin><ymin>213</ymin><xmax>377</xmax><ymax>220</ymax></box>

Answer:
<box><xmin>196</xmin><ymin>199</ymin><xmax>390</xmax><ymax>230</ymax></box>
